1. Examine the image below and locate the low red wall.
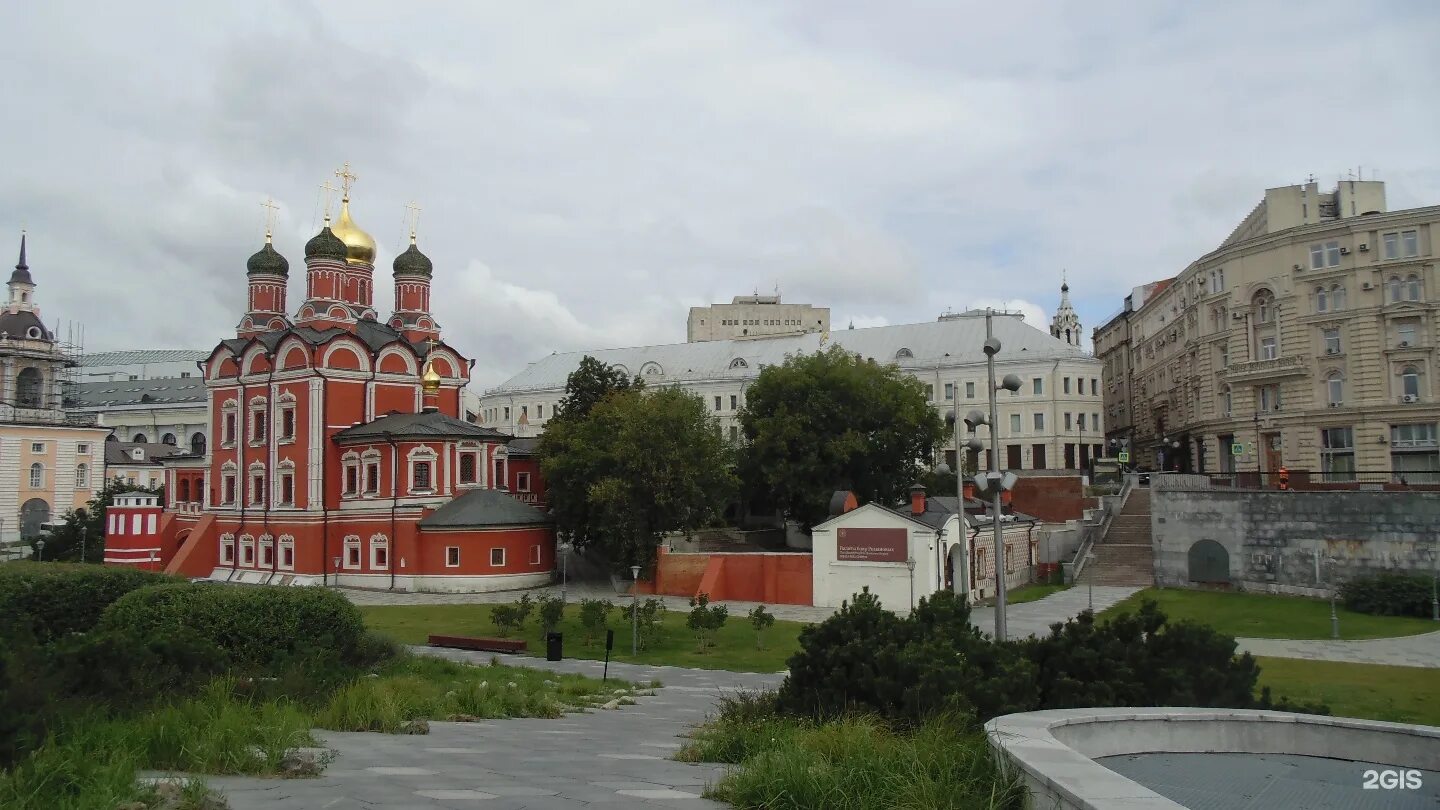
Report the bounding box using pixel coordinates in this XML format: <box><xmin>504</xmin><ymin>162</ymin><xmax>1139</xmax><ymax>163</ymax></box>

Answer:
<box><xmin>653</xmin><ymin>547</ymin><xmax>813</xmax><ymax>605</ymax></box>
<box><xmin>1011</xmin><ymin>476</ymin><xmax>1093</xmax><ymax>523</ymax></box>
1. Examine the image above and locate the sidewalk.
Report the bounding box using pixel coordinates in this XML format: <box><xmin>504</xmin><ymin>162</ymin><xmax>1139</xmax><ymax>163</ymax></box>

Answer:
<box><xmin>1235</xmin><ymin>630</ymin><xmax>1440</xmax><ymax>669</ymax></box>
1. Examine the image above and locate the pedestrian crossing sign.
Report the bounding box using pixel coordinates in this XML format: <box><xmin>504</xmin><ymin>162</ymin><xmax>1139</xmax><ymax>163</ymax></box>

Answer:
<box><xmin>1231</xmin><ymin>443</ymin><xmax>1245</xmax><ymax>456</ymax></box>
<box><xmin>1117</xmin><ymin>452</ymin><xmax>1129</xmax><ymax>463</ymax></box>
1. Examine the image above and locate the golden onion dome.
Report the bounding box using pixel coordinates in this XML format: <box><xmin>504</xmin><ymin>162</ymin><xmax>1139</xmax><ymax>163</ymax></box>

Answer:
<box><xmin>329</xmin><ymin>197</ymin><xmax>376</xmax><ymax>265</ymax></box>
<box><xmin>421</xmin><ymin>356</ymin><xmax>442</xmax><ymax>392</ymax></box>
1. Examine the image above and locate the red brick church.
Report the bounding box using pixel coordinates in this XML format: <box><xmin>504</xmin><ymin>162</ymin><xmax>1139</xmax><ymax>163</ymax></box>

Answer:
<box><xmin>105</xmin><ymin>171</ymin><xmax>556</xmax><ymax>591</ymax></box>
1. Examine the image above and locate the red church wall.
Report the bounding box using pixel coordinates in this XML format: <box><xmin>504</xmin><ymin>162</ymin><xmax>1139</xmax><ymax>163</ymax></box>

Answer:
<box><xmin>373</xmin><ymin>383</ymin><xmax>415</xmax><ymax>416</ymax></box>
<box><xmin>1011</xmin><ymin>476</ymin><xmax>1094</xmax><ymax>523</ymax></box>
<box><xmin>506</xmin><ymin>456</ymin><xmax>546</xmax><ymax>509</ymax></box>
<box><xmin>416</xmin><ymin>526</ymin><xmax>554</xmax><ymax>575</ymax></box>
<box><xmin>652</xmin><ymin>548</ymin><xmax>813</xmax><ymax>606</ymax></box>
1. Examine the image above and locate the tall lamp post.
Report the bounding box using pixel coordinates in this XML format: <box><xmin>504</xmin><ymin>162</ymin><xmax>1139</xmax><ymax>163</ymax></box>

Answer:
<box><xmin>937</xmin><ymin>403</ymin><xmax>981</xmax><ymax>600</ymax></box>
<box><xmin>1429</xmin><ymin>546</ymin><xmax>1439</xmax><ymax>622</ymax></box>
<box><xmin>1327</xmin><ymin>556</ymin><xmax>1340</xmax><ymax>640</ymax></box>
<box><xmin>35</xmin><ymin>539</ymin><xmax>45</xmax><ymax>563</ymax></box>
<box><xmin>630</xmin><ymin>564</ymin><xmax>641</xmax><ymax>656</ymax></box>
<box><xmin>963</xmin><ymin>310</ymin><xmax>1023</xmax><ymax>641</ymax></box>
<box><xmin>1086</xmin><ymin>551</ymin><xmax>1096</xmax><ymax>612</ymax></box>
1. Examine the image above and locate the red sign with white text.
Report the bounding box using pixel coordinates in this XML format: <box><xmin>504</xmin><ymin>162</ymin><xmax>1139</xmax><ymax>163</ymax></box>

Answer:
<box><xmin>836</xmin><ymin>527</ymin><xmax>908</xmax><ymax>563</ymax></box>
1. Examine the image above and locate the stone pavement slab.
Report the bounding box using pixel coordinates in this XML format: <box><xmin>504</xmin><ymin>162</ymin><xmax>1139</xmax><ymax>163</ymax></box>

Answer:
<box><xmin>1235</xmin><ymin>629</ymin><xmax>1440</xmax><ymax>668</ymax></box>
<box><xmin>206</xmin><ymin>653</ymin><xmax>783</xmax><ymax>809</ymax></box>
<box><xmin>969</xmin><ymin>585</ymin><xmax>1141</xmax><ymax>639</ymax></box>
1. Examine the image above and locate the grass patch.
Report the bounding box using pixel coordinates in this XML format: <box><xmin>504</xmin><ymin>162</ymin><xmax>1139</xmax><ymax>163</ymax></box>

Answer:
<box><xmin>1256</xmin><ymin>657</ymin><xmax>1440</xmax><ymax>726</ymax></box>
<box><xmin>0</xmin><ymin>678</ymin><xmax>316</xmax><ymax>810</ymax></box>
<box><xmin>360</xmin><ymin>602</ymin><xmax>807</xmax><ymax>672</ymax></box>
<box><xmin>1098</xmin><ymin>588</ymin><xmax>1438</xmax><ymax>640</ymax></box>
<box><xmin>317</xmin><ymin>654</ymin><xmax>631</xmax><ymax>731</ymax></box>
<box><xmin>676</xmin><ymin>693</ymin><xmax>1022</xmax><ymax>810</ymax></box>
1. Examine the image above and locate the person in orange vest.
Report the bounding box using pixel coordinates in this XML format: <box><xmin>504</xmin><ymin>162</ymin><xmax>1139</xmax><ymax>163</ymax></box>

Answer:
<box><xmin>1278</xmin><ymin>466</ymin><xmax>1290</xmax><ymax>491</ymax></box>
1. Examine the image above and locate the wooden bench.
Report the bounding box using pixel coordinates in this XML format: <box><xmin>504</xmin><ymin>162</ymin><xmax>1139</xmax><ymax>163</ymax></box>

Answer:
<box><xmin>427</xmin><ymin>634</ymin><xmax>527</xmax><ymax>654</ymax></box>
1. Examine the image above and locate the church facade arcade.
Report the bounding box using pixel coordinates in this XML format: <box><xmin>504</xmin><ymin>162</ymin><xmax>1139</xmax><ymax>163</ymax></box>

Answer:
<box><xmin>106</xmin><ymin>169</ymin><xmax>556</xmax><ymax>591</ymax></box>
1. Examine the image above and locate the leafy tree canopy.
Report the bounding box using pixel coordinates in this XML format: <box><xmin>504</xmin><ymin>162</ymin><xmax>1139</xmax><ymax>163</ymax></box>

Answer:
<box><xmin>553</xmin><ymin>355</ymin><xmax>642</xmax><ymax>423</ymax></box>
<box><xmin>739</xmin><ymin>345</ymin><xmax>945</xmax><ymax>529</ymax></box>
<box><xmin>539</xmin><ymin>386</ymin><xmax>737</xmax><ymax>570</ymax></box>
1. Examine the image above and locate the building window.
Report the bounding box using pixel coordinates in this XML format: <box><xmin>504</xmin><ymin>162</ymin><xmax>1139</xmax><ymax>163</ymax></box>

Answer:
<box><xmin>1315</xmin><ymin>286</ymin><xmax>1328</xmax><ymax>312</ymax></box>
<box><xmin>251</xmin><ymin>409</ymin><xmax>267</xmax><ymax>442</ymax></box>
<box><xmin>713</xmin><ymin>396</ymin><xmax>721</xmax><ymax>411</ymax></box>
<box><xmin>1064</xmin><ymin>412</ymin><xmax>1072</xmax><ymax>431</ymax></box>
<box><xmin>1032</xmin><ymin>444</ymin><xmax>1047</xmax><ymax>469</ymax></box>
<box><xmin>1256</xmin><ymin>292</ymin><xmax>1273</xmax><ymax>323</ymax></box>
<box><xmin>965</xmin><ymin>382</ymin><xmax>975</xmax><ymax>399</ymax></box>
<box><xmin>1032</xmin><ymin>378</ymin><xmax>1043</xmax><ymax>395</ymax></box>
<box><xmin>536</xmin><ymin>404</ymin><xmax>543</xmax><ymax>419</ymax></box>
<box><xmin>1257</xmin><ymin>384</ymin><xmax>1281</xmax><ymax>412</ymax></box>
<box><xmin>220</xmin><ymin>536</ymin><xmax>235</xmax><ymax>565</ymax></box>
<box><xmin>944</xmin><ymin>383</ymin><xmax>954</xmax><ymax>401</ymax></box>
<box><xmin>1259</xmin><ymin>337</ymin><xmax>1277</xmax><ymax>360</ymax></box>
<box><xmin>1384</xmin><ymin>232</ymin><xmax>1399</xmax><ymax>259</ymax></box>
<box><xmin>1401</xmin><ymin>366</ymin><xmax>1421</xmax><ymax>399</ymax></box>
<box><xmin>241</xmin><ymin>536</ymin><xmax>255</xmax><ymax>566</ymax></box>
<box><xmin>1091</xmin><ymin>378</ymin><xmax>1098</xmax><ymax>395</ymax></box>
<box><xmin>345</xmin><ymin>463</ymin><xmax>359</xmax><ymax>495</ymax></box>
<box><xmin>503</xmin><ymin>406</ymin><xmax>510</xmax><ymax>420</ymax></box>
<box><xmin>490</xmin><ymin>548</ymin><xmax>505</xmax><ymax>567</ymax></box>
<box><xmin>279</xmin><ymin>537</ymin><xmax>294</xmax><ymax>570</ymax></box>
<box><xmin>364</xmin><ymin>462</ymin><xmax>380</xmax><ymax>494</ymax></box>
<box><xmin>279</xmin><ymin>473</ymin><xmax>294</xmax><ymax>505</ymax></box>
<box><xmin>30</xmin><ymin>441</ymin><xmax>44</xmax><ymax>453</ymax></box>
<box><xmin>1384</xmin><ymin>230</ymin><xmax>1420</xmax><ymax>260</ymax></box>
<box><xmin>1209</xmin><ymin>268</ymin><xmax>1225</xmax><ymax>294</ymax></box>
<box><xmin>345</xmin><ymin>536</ymin><xmax>361</xmax><ymax>569</ymax></box>
<box><xmin>1063</xmin><ymin>377</ymin><xmax>1071</xmax><ymax>394</ymax></box>
<box><xmin>1391</xmin><ymin>423</ymin><xmax>1439</xmax><ymax>482</ymax></box>
<box><xmin>15</xmin><ymin>367</ymin><xmax>42</xmax><ymax>407</ymax></box>
<box><xmin>223</xmin><ymin>413</ymin><xmax>237</xmax><ymax>446</ymax></box>
<box><xmin>925</xmin><ymin>384</ymin><xmax>934</xmax><ymax>400</ymax></box>
<box><xmin>1320</xmin><ymin>427</ymin><xmax>1354</xmax><ymax>482</ymax></box>
<box><xmin>1323</xmin><ymin>328</ymin><xmax>1341</xmax><ymax>355</ymax></box>
<box><xmin>76</xmin><ymin>443</ymin><xmax>89</xmax><ymax>454</ymax></box>
<box><xmin>222</xmin><ymin>474</ymin><xmax>236</xmax><ymax>505</ymax></box>
<box><xmin>371</xmin><ymin>536</ymin><xmax>389</xmax><ymax>570</ymax></box>
<box><xmin>28</xmin><ymin>463</ymin><xmax>43</xmax><ymax>488</ymax></box>
<box><xmin>260</xmin><ymin>537</ymin><xmax>274</xmax><ymax>567</ymax></box>
<box><xmin>516</xmin><ymin>472</ymin><xmax>531</xmax><ymax>492</ymax></box>
<box><xmin>1398</xmin><ymin>321</ymin><xmax>1418</xmax><ymax>347</ymax></box>
<box><xmin>730</xmin><ymin>394</ymin><xmax>738</xmax><ymax>410</ymax></box>
<box><xmin>74</xmin><ymin>463</ymin><xmax>88</xmax><ymax>489</ymax></box>
<box><xmin>1220</xmin><ymin>385</ymin><xmax>1232</xmax><ymax>415</ymax></box>
<box><xmin>1033</xmin><ymin>413</ymin><xmax>1044</xmax><ymax>431</ymax></box>
<box><xmin>1009</xmin><ymin>413</ymin><xmax>1022</xmax><ymax>434</ymax></box>
<box><xmin>1326</xmin><ymin>372</ymin><xmax>1344</xmax><ymax>407</ymax></box>
<box><xmin>179</xmin><ymin>479</ymin><xmax>190</xmax><ymax>502</ymax></box>
<box><xmin>280</xmin><ymin>407</ymin><xmax>296</xmax><ymax>440</ymax></box>
<box><xmin>250</xmin><ymin>473</ymin><xmax>265</xmax><ymax>506</ymax></box>
<box><xmin>1330</xmin><ymin>285</ymin><xmax>1346</xmax><ymax>311</ymax></box>
<box><xmin>729</xmin><ymin>425</ymin><xmax>739</xmax><ymax>441</ymax></box>
<box><xmin>412</xmin><ymin>460</ymin><xmax>433</xmax><ymax>492</ymax></box>
<box><xmin>446</xmin><ymin>546</ymin><xmax>460</xmax><ymax>567</ymax></box>
<box><xmin>530</xmin><ymin>545</ymin><xmax>542</xmax><ymax>565</ymax></box>
<box><xmin>459</xmin><ymin>453</ymin><xmax>477</xmax><ymax>483</ymax></box>
<box><xmin>1406</xmin><ymin>274</ymin><xmax>1422</xmax><ymax>302</ymax></box>
<box><xmin>1076</xmin><ymin>378</ymin><xmax>1085</xmax><ymax>395</ymax></box>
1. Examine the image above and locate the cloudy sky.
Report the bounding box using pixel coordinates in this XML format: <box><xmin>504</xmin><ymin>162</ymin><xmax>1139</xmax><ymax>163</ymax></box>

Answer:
<box><xmin>4</xmin><ymin>1</ymin><xmax>1439</xmax><ymax>388</ymax></box>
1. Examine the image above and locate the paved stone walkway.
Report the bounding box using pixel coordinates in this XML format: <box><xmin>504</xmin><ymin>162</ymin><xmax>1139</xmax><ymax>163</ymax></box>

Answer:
<box><xmin>1235</xmin><ymin>630</ymin><xmax>1440</xmax><ymax>669</ymax></box>
<box><xmin>206</xmin><ymin>653</ymin><xmax>783</xmax><ymax>809</ymax></box>
<box><xmin>970</xmin><ymin>585</ymin><xmax>1141</xmax><ymax>639</ymax></box>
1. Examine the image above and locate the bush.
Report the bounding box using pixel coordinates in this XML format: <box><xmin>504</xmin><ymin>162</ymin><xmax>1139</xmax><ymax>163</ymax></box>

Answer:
<box><xmin>491</xmin><ymin>604</ymin><xmax>524</xmax><ymax>637</ymax></box>
<box><xmin>748</xmin><ymin>605</ymin><xmax>775</xmax><ymax>649</ymax></box>
<box><xmin>0</xmin><ymin>564</ymin><xmax>180</xmax><ymax>643</ymax></box>
<box><xmin>624</xmin><ymin>597</ymin><xmax>667</xmax><ymax>650</ymax></box>
<box><xmin>99</xmin><ymin>583</ymin><xmax>366</xmax><ymax>669</ymax></box>
<box><xmin>687</xmin><ymin>593</ymin><xmax>728</xmax><ymax>652</ymax></box>
<box><xmin>46</xmin><ymin>625</ymin><xmax>228</xmax><ymax>711</ymax></box>
<box><xmin>579</xmin><ymin>599</ymin><xmax>613</xmax><ymax>646</ymax></box>
<box><xmin>537</xmin><ymin>594</ymin><xmax>566</xmax><ymax>633</ymax></box>
<box><xmin>1340</xmin><ymin>572</ymin><xmax>1434</xmax><ymax>617</ymax></box>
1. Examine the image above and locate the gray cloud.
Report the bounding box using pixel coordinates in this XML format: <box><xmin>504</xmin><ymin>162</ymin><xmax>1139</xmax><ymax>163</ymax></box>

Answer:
<box><xmin>1</xmin><ymin>0</ymin><xmax>1437</xmax><ymax>392</ymax></box>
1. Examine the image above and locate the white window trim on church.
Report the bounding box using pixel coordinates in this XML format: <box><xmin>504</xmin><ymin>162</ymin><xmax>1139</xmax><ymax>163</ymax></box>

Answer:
<box><xmin>343</xmin><ymin>535</ymin><xmax>362</xmax><ymax>569</ymax></box>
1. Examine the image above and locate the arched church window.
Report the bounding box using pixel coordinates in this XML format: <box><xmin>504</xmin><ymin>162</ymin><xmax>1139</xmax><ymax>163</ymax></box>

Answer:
<box><xmin>131</xmin><ymin>433</ymin><xmax>148</xmax><ymax>444</ymax></box>
<box><xmin>459</xmin><ymin>453</ymin><xmax>477</xmax><ymax>484</ymax></box>
<box><xmin>895</xmin><ymin>348</ymin><xmax>914</xmax><ymax>360</ymax></box>
<box><xmin>729</xmin><ymin>358</ymin><xmax>748</xmax><ymax>369</ymax></box>
<box><xmin>161</xmin><ymin>433</ymin><xmax>177</xmax><ymax>445</ymax></box>
<box><xmin>15</xmin><ymin>367</ymin><xmax>41</xmax><ymax>407</ymax></box>
<box><xmin>191</xmin><ymin>432</ymin><xmax>206</xmax><ymax>455</ymax></box>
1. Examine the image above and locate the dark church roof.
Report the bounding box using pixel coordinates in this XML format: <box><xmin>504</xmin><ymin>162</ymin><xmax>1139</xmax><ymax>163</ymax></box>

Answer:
<box><xmin>69</xmin><ymin>376</ymin><xmax>207</xmax><ymax>408</ymax></box>
<box><xmin>506</xmin><ymin>437</ymin><xmax>540</xmax><ymax>456</ymax></box>
<box><xmin>334</xmin><ymin>410</ymin><xmax>511</xmax><ymax>443</ymax></box>
<box><xmin>219</xmin><ymin>318</ymin><xmax>450</xmax><ymax>360</ymax></box>
<box><xmin>0</xmin><ymin>309</ymin><xmax>49</xmax><ymax>341</ymax></box>
<box><xmin>10</xmin><ymin>233</ymin><xmax>32</xmax><ymax>284</ymax></box>
<box><xmin>418</xmin><ymin>488</ymin><xmax>552</xmax><ymax>530</ymax></box>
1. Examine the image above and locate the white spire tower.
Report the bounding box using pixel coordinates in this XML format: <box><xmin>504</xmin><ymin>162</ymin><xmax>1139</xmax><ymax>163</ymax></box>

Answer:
<box><xmin>1050</xmin><ymin>272</ymin><xmax>1082</xmax><ymax>347</ymax></box>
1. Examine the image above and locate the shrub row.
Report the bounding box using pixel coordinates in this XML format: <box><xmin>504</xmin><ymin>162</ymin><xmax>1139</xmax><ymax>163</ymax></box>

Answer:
<box><xmin>777</xmin><ymin>588</ymin><xmax>1325</xmax><ymax>726</ymax></box>
<box><xmin>1340</xmin><ymin>572</ymin><xmax>1435</xmax><ymax>618</ymax></box>
<box><xmin>0</xmin><ymin>564</ymin><xmax>179</xmax><ymax>643</ymax></box>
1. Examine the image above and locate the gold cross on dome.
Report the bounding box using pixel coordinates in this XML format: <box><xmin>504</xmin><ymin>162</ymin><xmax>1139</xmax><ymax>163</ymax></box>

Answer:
<box><xmin>334</xmin><ymin>162</ymin><xmax>358</xmax><ymax>200</ymax></box>
<box><xmin>260</xmin><ymin>197</ymin><xmax>279</xmax><ymax>242</ymax></box>
<box><xmin>425</xmin><ymin>337</ymin><xmax>440</xmax><ymax>354</ymax></box>
<box><xmin>404</xmin><ymin>201</ymin><xmax>422</xmax><ymax>242</ymax></box>
<box><xmin>318</xmin><ymin>181</ymin><xmax>339</xmax><ymax>222</ymax></box>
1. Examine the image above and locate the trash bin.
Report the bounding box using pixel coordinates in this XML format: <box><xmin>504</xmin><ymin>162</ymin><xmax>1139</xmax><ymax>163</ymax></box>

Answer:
<box><xmin>545</xmin><ymin>632</ymin><xmax>563</xmax><ymax>662</ymax></box>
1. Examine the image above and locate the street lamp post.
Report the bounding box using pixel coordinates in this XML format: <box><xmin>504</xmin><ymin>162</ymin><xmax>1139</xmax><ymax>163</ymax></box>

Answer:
<box><xmin>979</xmin><ymin>310</ymin><xmax>1023</xmax><ymax>641</ymax></box>
<box><xmin>1429</xmin><ymin>546</ymin><xmax>1438</xmax><ymax>622</ymax></box>
<box><xmin>630</xmin><ymin>564</ymin><xmax>641</xmax><ymax>656</ymax></box>
<box><xmin>560</xmin><ymin>543</ymin><xmax>570</xmax><ymax>603</ymax></box>
<box><xmin>35</xmin><ymin>539</ymin><xmax>45</xmax><ymax>563</ymax></box>
<box><xmin>1327</xmin><ymin>556</ymin><xmax>1340</xmax><ymax>640</ymax></box>
<box><xmin>1086</xmin><ymin>551</ymin><xmax>1096</xmax><ymax>612</ymax></box>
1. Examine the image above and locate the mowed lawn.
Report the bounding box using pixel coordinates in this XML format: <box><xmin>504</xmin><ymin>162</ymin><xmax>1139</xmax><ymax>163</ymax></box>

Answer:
<box><xmin>1256</xmin><ymin>657</ymin><xmax>1440</xmax><ymax>726</ymax></box>
<box><xmin>360</xmin><ymin>603</ymin><xmax>807</xmax><ymax>673</ymax></box>
<box><xmin>1098</xmin><ymin>587</ymin><xmax>1439</xmax><ymax>640</ymax></box>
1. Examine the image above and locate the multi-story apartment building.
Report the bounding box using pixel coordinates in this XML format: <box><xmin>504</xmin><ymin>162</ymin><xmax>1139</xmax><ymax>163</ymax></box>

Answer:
<box><xmin>481</xmin><ymin>297</ymin><xmax>1106</xmax><ymax>472</ymax></box>
<box><xmin>1096</xmin><ymin>179</ymin><xmax>1440</xmax><ymax>480</ymax></box>
<box><xmin>686</xmin><ymin>294</ymin><xmax>830</xmax><ymax>342</ymax></box>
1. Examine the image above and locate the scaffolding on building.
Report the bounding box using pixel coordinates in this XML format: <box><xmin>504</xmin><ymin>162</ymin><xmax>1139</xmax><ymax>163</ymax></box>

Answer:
<box><xmin>0</xmin><ymin>318</ymin><xmax>96</xmax><ymax>426</ymax></box>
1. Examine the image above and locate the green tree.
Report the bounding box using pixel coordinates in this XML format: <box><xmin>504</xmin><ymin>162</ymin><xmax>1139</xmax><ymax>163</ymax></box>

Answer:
<box><xmin>553</xmin><ymin>355</ymin><xmax>642</xmax><ymax>423</ymax></box>
<box><xmin>739</xmin><ymin>345</ymin><xmax>946</xmax><ymax>529</ymax></box>
<box><xmin>33</xmin><ymin>478</ymin><xmax>164</xmax><ymax>563</ymax></box>
<box><xmin>540</xmin><ymin>386</ymin><xmax>737</xmax><ymax>570</ymax></box>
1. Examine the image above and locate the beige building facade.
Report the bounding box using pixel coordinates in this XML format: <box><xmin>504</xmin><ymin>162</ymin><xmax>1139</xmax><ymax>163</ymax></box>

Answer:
<box><xmin>686</xmin><ymin>294</ymin><xmax>830</xmax><ymax>342</ymax></box>
<box><xmin>1</xmin><ymin>236</ymin><xmax>109</xmax><ymax>545</ymax></box>
<box><xmin>1096</xmin><ymin>180</ymin><xmax>1440</xmax><ymax>480</ymax></box>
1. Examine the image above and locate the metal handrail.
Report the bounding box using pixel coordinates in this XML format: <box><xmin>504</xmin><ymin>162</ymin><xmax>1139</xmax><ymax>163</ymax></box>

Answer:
<box><xmin>1067</xmin><ymin>474</ymin><xmax>1135</xmax><ymax>582</ymax></box>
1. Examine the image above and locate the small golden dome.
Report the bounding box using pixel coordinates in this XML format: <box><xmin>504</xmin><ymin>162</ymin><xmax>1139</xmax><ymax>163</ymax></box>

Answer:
<box><xmin>330</xmin><ymin>197</ymin><xmax>376</xmax><ymax>266</ymax></box>
<box><xmin>421</xmin><ymin>356</ymin><xmax>442</xmax><ymax>393</ymax></box>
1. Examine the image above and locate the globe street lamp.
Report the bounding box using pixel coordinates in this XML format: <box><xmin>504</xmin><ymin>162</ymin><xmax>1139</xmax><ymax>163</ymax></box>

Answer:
<box><xmin>970</xmin><ymin>310</ymin><xmax>1023</xmax><ymax>641</ymax></box>
<box><xmin>35</xmin><ymin>538</ymin><xmax>45</xmax><ymax>562</ymax></box>
<box><xmin>1086</xmin><ymin>551</ymin><xmax>1097</xmax><ymax>612</ymax></box>
<box><xmin>1429</xmin><ymin>546</ymin><xmax>1439</xmax><ymax>622</ymax></box>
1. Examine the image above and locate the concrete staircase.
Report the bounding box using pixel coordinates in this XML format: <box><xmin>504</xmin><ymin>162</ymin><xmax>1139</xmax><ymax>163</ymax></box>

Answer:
<box><xmin>1076</xmin><ymin>489</ymin><xmax>1155</xmax><ymax>587</ymax></box>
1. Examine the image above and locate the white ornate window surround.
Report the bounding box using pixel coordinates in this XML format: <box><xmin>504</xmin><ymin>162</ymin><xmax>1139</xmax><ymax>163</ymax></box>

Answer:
<box><xmin>362</xmin><ymin>448</ymin><xmax>382</xmax><ymax>495</ymax></box>
<box><xmin>239</xmin><ymin>534</ymin><xmax>255</xmax><ymax>566</ymax></box>
<box><xmin>407</xmin><ymin>446</ymin><xmax>438</xmax><ymax>495</ymax></box>
<box><xmin>277</xmin><ymin>392</ymin><xmax>298</xmax><ymax>443</ymax></box>
<box><xmin>343</xmin><ymin>535</ymin><xmax>362</xmax><ymax>569</ymax></box>
<box><xmin>276</xmin><ymin>459</ymin><xmax>297</xmax><ymax>506</ymax></box>
<box><xmin>370</xmin><ymin>534</ymin><xmax>390</xmax><ymax>570</ymax></box>
<box><xmin>258</xmin><ymin>534</ymin><xmax>274</xmax><ymax>567</ymax></box>
<box><xmin>220</xmin><ymin>460</ymin><xmax>238</xmax><ymax>506</ymax></box>
<box><xmin>278</xmin><ymin>535</ymin><xmax>295</xmax><ymax>570</ymax></box>
<box><xmin>341</xmin><ymin>451</ymin><xmax>361</xmax><ymax>497</ymax></box>
<box><xmin>248</xmin><ymin>395</ymin><xmax>268</xmax><ymax>446</ymax></box>
<box><xmin>221</xmin><ymin>399</ymin><xmax>240</xmax><ymax>448</ymax></box>
<box><xmin>220</xmin><ymin>533</ymin><xmax>236</xmax><ymax>565</ymax></box>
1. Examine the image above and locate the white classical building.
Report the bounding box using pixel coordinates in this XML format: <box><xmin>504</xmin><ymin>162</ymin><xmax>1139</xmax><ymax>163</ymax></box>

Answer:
<box><xmin>479</xmin><ymin>300</ymin><xmax>1106</xmax><ymax>471</ymax></box>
